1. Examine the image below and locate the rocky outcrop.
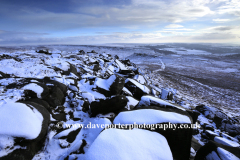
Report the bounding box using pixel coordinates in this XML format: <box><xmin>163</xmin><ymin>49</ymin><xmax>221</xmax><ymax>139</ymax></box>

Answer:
<box><xmin>0</xmin><ymin>47</ymin><xmax>239</xmax><ymax>160</ymax></box>
<box><xmin>196</xmin><ymin>104</ymin><xmax>240</xmax><ymax>136</ymax></box>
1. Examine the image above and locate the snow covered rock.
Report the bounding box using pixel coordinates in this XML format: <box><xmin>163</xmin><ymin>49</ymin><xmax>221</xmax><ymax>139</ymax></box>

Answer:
<box><xmin>0</xmin><ymin>102</ymin><xmax>44</xmax><ymax>139</ymax></box>
<box><xmin>113</xmin><ymin>107</ymin><xmax>193</xmax><ymax>160</ymax></box>
<box><xmin>196</xmin><ymin>105</ymin><xmax>240</xmax><ymax>136</ymax></box>
<box><xmin>92</xmin><ymin>64</ymin><xmax>101</xmax><ymax>72</ymax></box>
<box><xmin>195</xmin><ymin>140</ymin><xmax>240</xmax><ymax>160</ymax></box>
<box><xmin>114</xmin><ymin>108</ymin><xmax>192</xmax><ymax>124</ymax></box>
<box><xmin>125</xmin><ymin>96</ymin><xmax>139</xmax><ymax>110</ymax></box>
<box><xmin>78</xmin><ymin>50</ymin><xmax>85</xmax><ymax>54</ymax></box>
<box><xmin>44</xmin><ymin>78</ymin><xmax>68</xmax><ymax>95</ymax></box>
<box><xmin>124</xmin><ymin>78</ymin><xmax>151</xmax><ymax>100</ymax></box>
<box><xmin>115</xmin><ymin>59</ymin><xmax>134</xmax><ymax>76</ymax></box>
<box><xmin>83</xmin><ymin>128</ymin><xmax>173</xmax><ymax>160</ymax></box>
<box><xmin>62</xmin><ymin>63</ymin><xmax>80</xmax><ymax>78</ymax></box>
<box><xmin>120</xmin><ymin>59</ymin><xmax>132</xmax><ymax>66</ymax></box>
<box><xmin>221</xmin><ymin>123</ymin><xmax>240</xmax><ymax>137</ymax></box>
<box><xmin>161</xmin><ymin>88</ymin><xmax>169</xmax><ymax>100</ymax></box>
<box><xmin>0</xmin><ymin>101</ymin><xmax>50</xmax><ymax>159</ymax></box>
<box><xmin>90</xmin><ymin>95</ymin><xmax>128</xmax><ymax>117</ymax></box>
<box><xmin>203</xmin><ymin>130</ymin><xmax>219</xmax><ymax>140</ymax></box>
<box><xmin>159</xmin><ymin>88</ymin><xmax>175</xmax><ymax>101</ymax></box>
<box><xmin>137</xmin><ymin>95</ymin><xmax>186</xmax><ymax>111</ymax></box>
<box><xmin>196</xmin><ymin>105</ymin><xmax>215</xmax><ymax>119</ymax></box>
<box><xmin>80</xmin><ymin>92</ymin><xmax>95</xmax><ymax>103</ymax></box>
<box><xmin>121</xmin><ymin>87</ymin><xmax>133</xmax><ymax>96</ymax></box>
<box><xmin>214</xmin><ymin>136</ymin><xmax>240</xmax><ymax>147</ymax></box>
<box><xmin>133</xmin><ymin>74</ymin><xmax>147</xmax><ymax>84</ymax></box>
<box><xmin>22</xmin><ymin>82</ymin><xmax>49</xmax><ymax>99</ymax></box>
<box><xmin>95</xmin><ymin>74</ymin><xmax>125</xmax><ymax>97</ymax></box>
<box><xmin>69</xmin><ymin>85</ymin><xmax>79</xmax><ymax>92</ymax></box>
<box><xmin>1</xmin><ymin>46</ymin><xmax>239</xmax><ymax>160</ymax></box>
<box><xmin>19</xmin><ymin>101</ymin><xmax>50</xmax><ymax>140</ymax></box>
<box><xmin>0</xmin><ymin>54</ymin><xmax>21</xmax><ymax>62</ymax></box>
<box><xmin>190</xmin><ymin>147</ymin><xmax>196</xmax><ymax>158</ymax></box>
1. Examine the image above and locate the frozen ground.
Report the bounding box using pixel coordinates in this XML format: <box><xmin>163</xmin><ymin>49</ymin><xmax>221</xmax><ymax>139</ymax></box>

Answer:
<box><xmin>0</xmin><ymin>43</ymin><xmax>239</xmax><ymax>119</ymax></box>
<box><xmin>0</xmin><ymin>43</ymin><xmax>239</xmax><ymax>159</ymax></box>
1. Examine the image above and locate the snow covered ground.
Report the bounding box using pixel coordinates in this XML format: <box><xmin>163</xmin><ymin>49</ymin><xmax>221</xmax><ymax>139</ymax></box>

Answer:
<box><xmin>0</xmin><ymin>43</ymin><xmax>239</xmax><ymax>117</ymax></box>
<box><xmin>0</xmin><ymin>43</ymin><xmax>239</xmax><ymax>159</ymax></box>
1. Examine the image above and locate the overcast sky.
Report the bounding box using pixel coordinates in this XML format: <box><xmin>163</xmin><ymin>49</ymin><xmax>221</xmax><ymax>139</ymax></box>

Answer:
<box><xmin>0</xmin><ymin>0</ymin><xmax>239</xmax><ymax>45</ymax></box>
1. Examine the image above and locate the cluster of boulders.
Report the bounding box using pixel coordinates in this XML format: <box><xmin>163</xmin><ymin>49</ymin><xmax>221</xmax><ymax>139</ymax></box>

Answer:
<box><xmin>0</xmin><ymin>48</ymin><xmax>239</xmax><ymax>160</ymax></box>
<box><xmin>196</xmin><ymin>105</ymin><xmax>240</xmax><ymax>137</ymax></box>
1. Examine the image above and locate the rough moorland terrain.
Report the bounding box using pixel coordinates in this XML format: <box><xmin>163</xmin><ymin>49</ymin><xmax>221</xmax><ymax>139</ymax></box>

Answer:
<box><xmin>0</xmin><ymin>45</ymin><xmax>239</xmax><ymax>160</ymax></box>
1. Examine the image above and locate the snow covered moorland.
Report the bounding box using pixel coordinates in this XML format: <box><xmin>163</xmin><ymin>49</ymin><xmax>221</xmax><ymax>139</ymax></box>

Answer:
<box><xmin>0</xmin><ymin>44</ymin><xmax>239</xmax><ymax>160</ymax></box>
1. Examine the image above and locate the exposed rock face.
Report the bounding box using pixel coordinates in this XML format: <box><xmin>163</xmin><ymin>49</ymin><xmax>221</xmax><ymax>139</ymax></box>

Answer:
<box><xmin>109</xmin><ymin>75</ymin><xmax>125</xmax><ymax>95</ymax></box>
<box><xmin>90</xmin><ymin>95</ymin><xmax>128</xmax><ymax>117</ymax></box>
<box><xmin>44</xmin><ymin>85</ymin><xmax>65</xmax><ymax>107</ymax></box>
<box><xmin>36</xmin><ymin>49</ymin><xmax>52</xmax><ymax>55</ymax></box>
<box><xmin>95</xmin><ymin>74</ymin><xmax>125</xmax><ymax>97</ymax></box>
<box><xmin>0</xmin><ymin>71</ymin><xmax>10</xmax><ymax>78</ymax></box>
<box><xmin>124</xmin><ymin>78</ymin><xmax>151</xmax><ymax>100</ymax></box>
